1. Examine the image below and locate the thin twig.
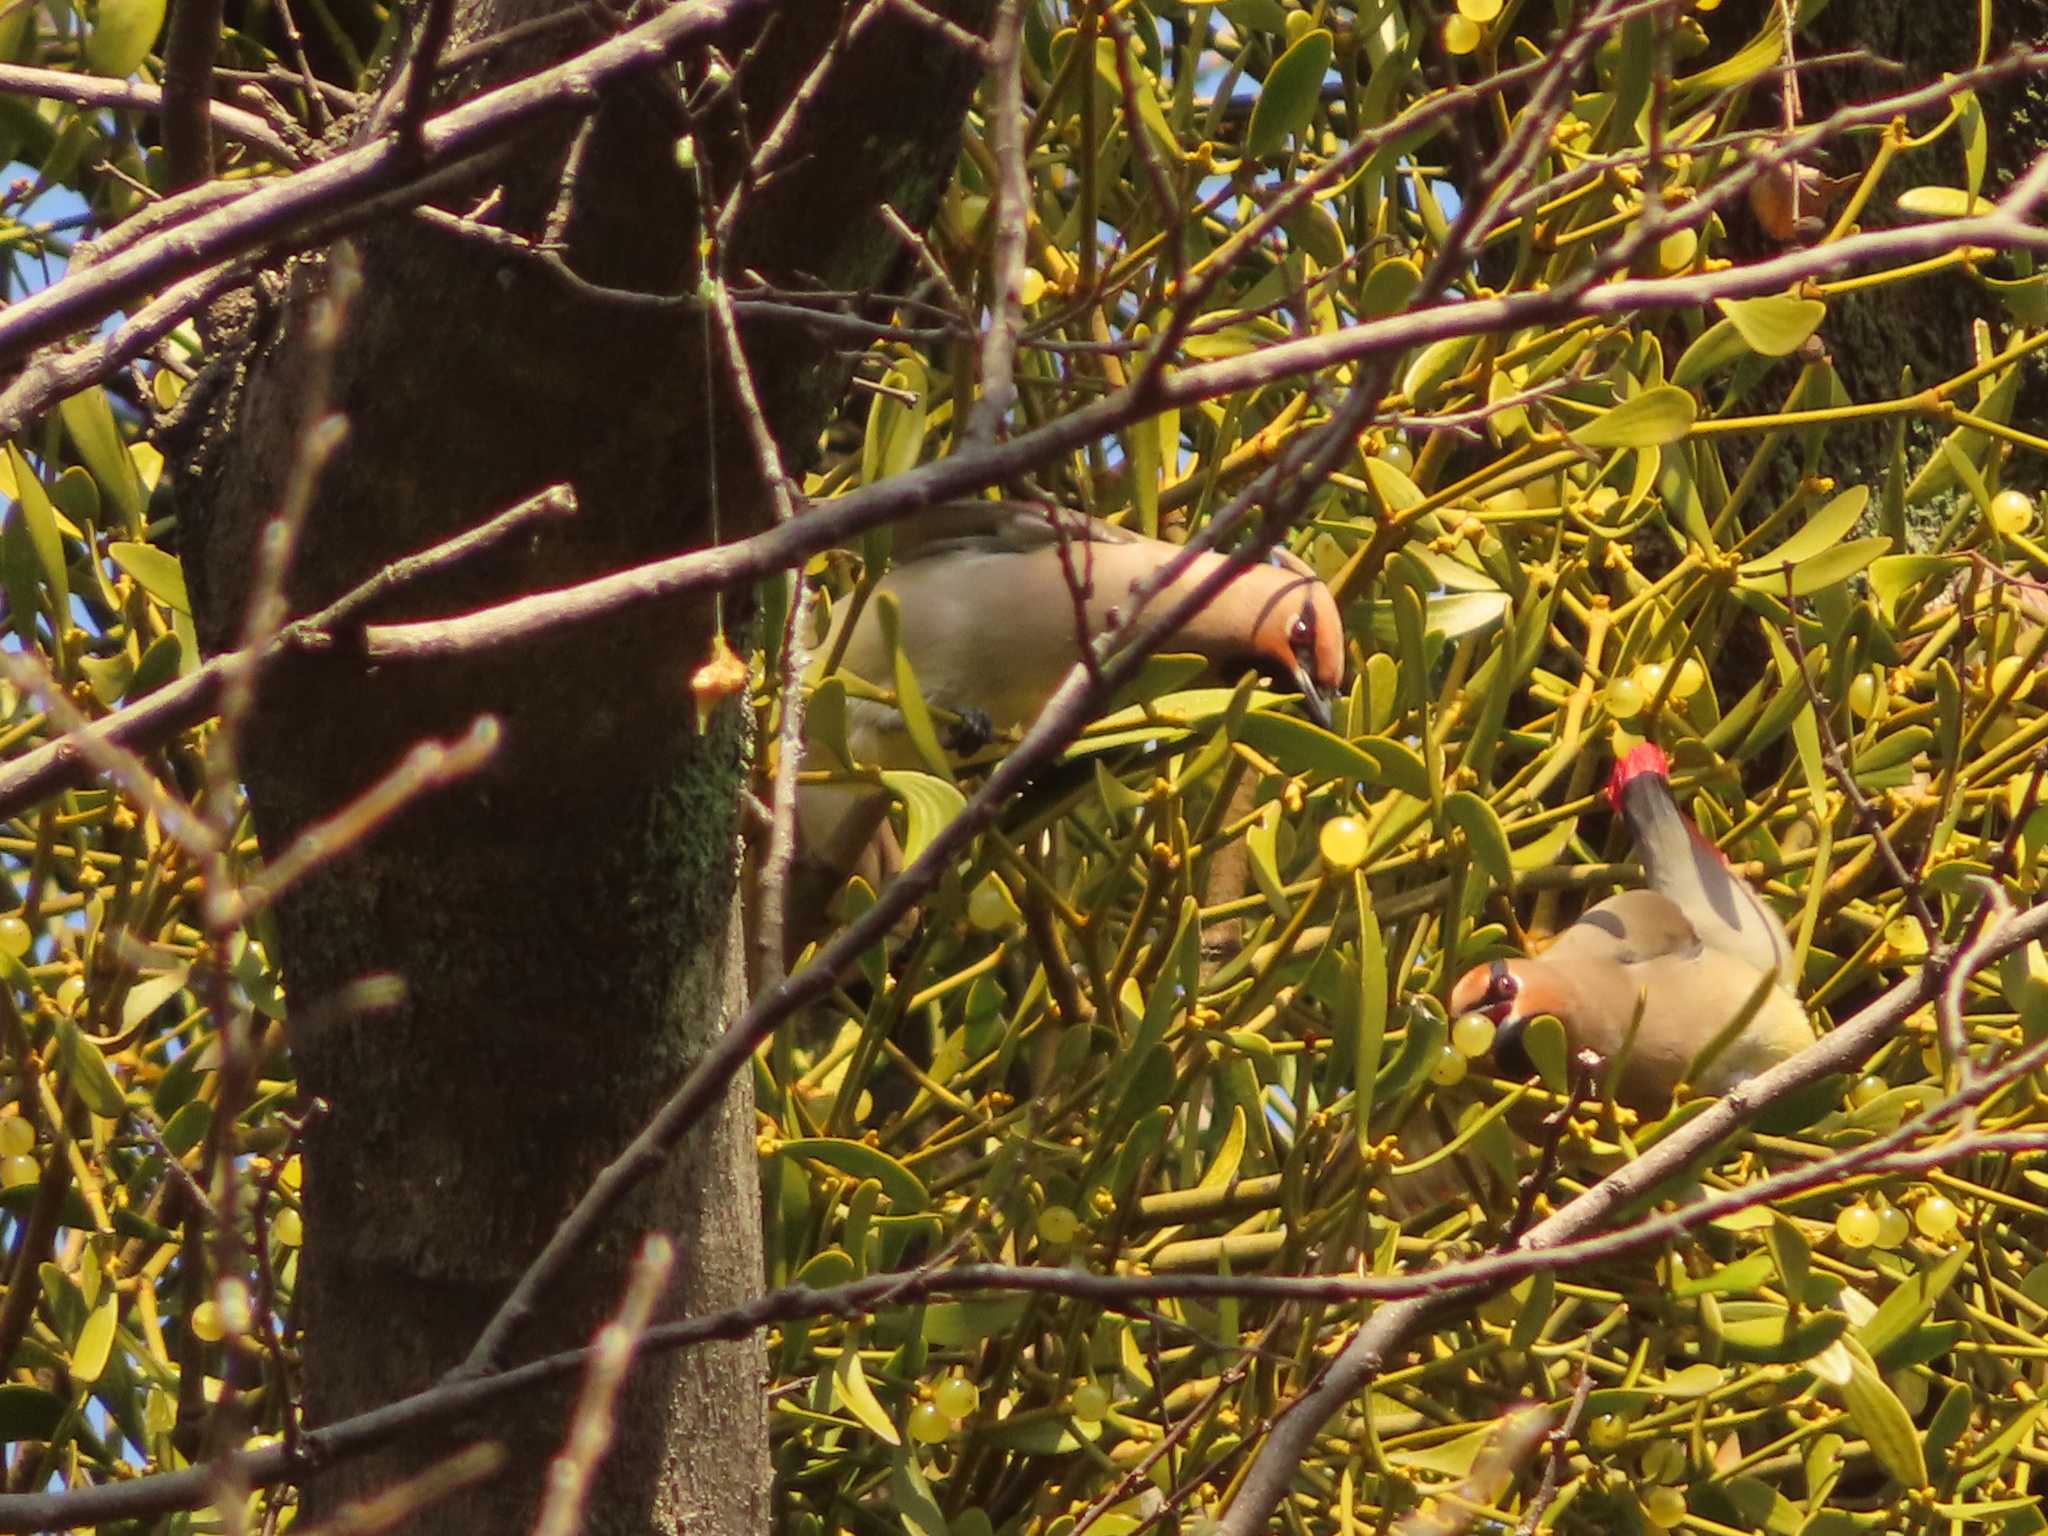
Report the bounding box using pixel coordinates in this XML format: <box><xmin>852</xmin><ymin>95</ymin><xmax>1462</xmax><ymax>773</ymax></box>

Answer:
<box><xmin>529</xmin><ymin>1237</ymin><xmax>674</xmax><ymax>1536</ymax></box>
<box><xmin>0</xmin><ymin>63</ymin><xmax>298</xmax><ymax>163</ymax></box>
<box><xmin>964</xmin><ymin>0</ymin><xmax>1028</xmax><ymax>449</ymax></box>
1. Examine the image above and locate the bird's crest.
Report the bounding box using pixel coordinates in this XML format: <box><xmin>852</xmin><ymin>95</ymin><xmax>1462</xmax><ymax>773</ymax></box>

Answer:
<box><xmin>1607</xmin><ymin>741</ymin><xmax>1671</xmax><ymax>811</ymax></box>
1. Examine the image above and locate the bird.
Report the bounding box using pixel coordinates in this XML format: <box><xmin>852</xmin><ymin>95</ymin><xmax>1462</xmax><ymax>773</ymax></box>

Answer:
<box><xmin>1448</xmin><ymin>745</ymin><xmax>1812</xmax><ymax>1111</ymax></box>
<box><xmin>787</xmin><ymin>499</ymin><xmax>1345</xmax><ymax>951</ymax></box>
<box><xmin>1748</xmin><ymin>158</ymin><xmax>1857</xmax><ymax>243</ymax></box>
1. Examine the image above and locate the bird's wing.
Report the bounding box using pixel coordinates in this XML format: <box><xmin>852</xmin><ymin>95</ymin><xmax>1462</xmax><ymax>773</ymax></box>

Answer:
<box><xmin>886</xmin><ymin>501</ymin><xmax>1141</xmax><ymax>564</ymax></box>
<box><xmin>1547</xmin><ymin>889</ymin><xmax>1704</xmax><ymax>968</ymax></box>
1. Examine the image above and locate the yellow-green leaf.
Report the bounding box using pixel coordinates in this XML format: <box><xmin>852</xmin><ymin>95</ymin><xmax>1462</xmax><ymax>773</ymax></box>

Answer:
<box><xmin>1837</xmin><ymin>1336</ymin><xmax>1927</xmax><ymax>1488</ymax></box>
<box><xmin>1974</xmin><ymin>270</ymin><xmax>2048</xmax><ymax>325</ymax></box>
<box><xmin>1353</xmin><ymin>882</ymin><xmax>1387</xmax><ymax>1153</ymax></box>
<box><xmin>107</xmin><ymin>541</ymin><xmax>189</xmax><ymax>615</ymax></box>
<box><xmin>7</xmin><ymin>445</ymin><xmax>69</xmax><ymax>616</ymax></box>
<box><xmin>832</xmin><ymin>1347</ymin><xmax>901</xmax><ymax>1446</ymax></box>
<box><xmin>1897</xmin><ymin>185</ymin><xmax>1994</xmax><ymax>219</ymax></box>
<box><xmin>1245</xmin><ymin>28</ymin><xmax>1332</xmax><ymax>158</ymax></box>
<box><xmin>58</xmin><ymin>388</ymin><xmax>142</xmax><ymax>530</ymax></box>
<box><xmin>1672</xmin><ymin>317</ymin><xmax>1753</xmax><ymax>388</ymax></box>
<box><xmin>861</xmin><ymin>361</ymin><xmax>926</xmax><ymax>486</ymax></box>
<box><xmin>780</xmin><ymin>1137</ymin><xmax>929</xmax><ymax>1213</ymax></box>
<box><xmin>1869</xmin><ymin>554</ymin><xmax>1962</xmax><ymax>623</ymax></box>
<box><xmin>1445</xmin><ymin>790</ymin><xmax>1511</xmax><ymax>889</ymax></box>
<box><xmin>874</xmin><ymin>592</ymin><xmax>951</xmax><ymax>782</ymax></box>
<box><xmin>57</xmin><ymin>1019</ymin><xmax>126</xmax><ymax>1119</ymax></box>
<box><xmin>1401</xmin><ymin>335</ymin><xmax>1475</xmax><ymax>408</ymax></box>
<box><xmin>1509</xmin><ymin>815</ymin><xmax>1578</xmax><ymax>872</ymax></box>
<box><xmin>1716</xmin><ymin>294</ymin><xmax>1827</xmax><ymax>358</ymax></box>
<box><xmin>1738</xmin><ymin>485</ymin><xmax>1870</xmax><ymax>573</ymax></box>
<box><xmin>72</xmin><ymin>1292</ymin><xmax>117</xmax><ymax>1382</ymax></box>
<box><xmin>1361</xmin><ymin>256</ymin><xmax>1422</xmax><ymax>319</ymax></box>
<box><xmin>1196</xmin><ymin>1105</ymin><xmax>1247</xmax><ymax>1192</ymax></box>
<box><xmin>1567</xmin><ymin>385</ymin><xmax>1697</xmax><ymax>450</ymax></box>
<box><xmin>877</xmin><ymin>771</ymin><xmax>965</xmax><ymax>867</ymax></box>
<box><xmin>83</xmin><ymin>0</ymin><xmax>165</xmax><ymax>76</ymax></box>
<box><xmin>1736</xmin><ymin>535</ymin><xmax>1890</xmax><ymax>598</ymax></box>
<box><xmin>120</xmin><ymin>969</ymin><xmax>189</xmax><ymax>1031</ymax></box>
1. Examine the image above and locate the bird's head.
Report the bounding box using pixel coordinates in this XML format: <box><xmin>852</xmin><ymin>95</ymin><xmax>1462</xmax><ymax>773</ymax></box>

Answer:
<box><xmin>1243</xmin><ymin>549</ymin><xmax>1344</xmax><ymax>729</ymax></box>
<box><xmin>1449</xmin><ymin>958</ymin><xmax>1569</xmax><ymax>1082</ymax></box>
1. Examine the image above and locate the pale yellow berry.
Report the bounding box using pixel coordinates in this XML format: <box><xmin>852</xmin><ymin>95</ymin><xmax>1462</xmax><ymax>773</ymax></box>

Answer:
<box><xmin>190</xmin><ymin>1301</ymin><xmax>224</xmax><ymax>1342</ymax></box>
<box><xmin>907</xmin><ymin>1401</ymin><xmax>952</xmax><ymax>1444</ymax></box>
<box><xmin>1319</xmin><ymin>815</ymin><xmax>1369</xmax><ymax>872</ymax></box>
<box><xmin>1874</xmin><ymin>1203</ymin><xmax>1909</xmax><ymax>1249</ymax></box>
<box><xmin>1655</xmin><ymin>229</ymin><xmax>1698</xmax><ymax>274</ymax></box>
<box><xmin>1992</xmin><ymin>489</ymin><xmax>2034</xmax><ymax>536</ymax></box>
<box><xmin>1915</xmin><ymin>1194</ymin><xmax>1960</xmax><ymax>1240</ymax></box>
<box><xmin>1644</xmin><ymin>1486</ymin><xmax>1687</xmax><ymax>1529</ymax></box>
<box><xmin>1442</xmin><ymin>15</ymin><xmax>1481</xmax><ymax>54</ymax></box>
<box><xmin>1036</xmin><ymin>1205</ymin><xmax>1079</xmax><ymax>1245</ymax></box>
<box><xmin>1992</xmin><ymin>654</ymin><xmax>2030</xmax><ymax>697</ymax></box>
<box><xmin>54</xmin><ymin>975</ymin><xmax>84</xmax><ymax>1013</ymax></box>
<box><xmin>1847</xmin><ymin>671</ymin><xmax>1884</xmax><ymax>719</ymax></box>
<box><xmin>1835</xmin><ymin>1202</ymin><xmax>1879</xmax><ymax>1248</ymax></box>
<box><xmin>1670</xmin><ymin>658</ymin><xmax>1706</xmax><ymax>699</ymax></box>
<box><xmin>0</xmin><ymin>1154</ymin><xmax>35</xmax><ymax>1189</ymax></box>
<box><xmin>1429</xmin><ymin>1046</ymin><xmax>1468</xmax><ymax>1087</ymax></box>
<box><xmin>0</xmin><ymin>916</ymin><xmax>30</xmax><ymax>959</ymax></box>
<box><xmin>1635</xmin><ymin>661</ymin><xmax>1668</xmax><ymax>699</ymax></box>
<box><xmin>934</xmin><ymin>1377</ymin><xmax>979</xmax><ymax>1419</ymax></box>
<box><xmin>1014</xmin><ymin>267</ymin><xmax>1048</xmax><ymax>308</ymax></box>
<box><xmin>1071</xmin><ymin>1382</ymin><xmax>1109</xmax><ymax>1421</ymax></box>
<box><xmin>1587</xmin><ymin>1413</ymin><xmax>1628</xmax><ymax>1450</ymax></box>
<box><xmin>1377</xmin><ymin>441</ymin><xmax>1415</xmax><ymax>474</ymax></box>
<box><xmin>1451</xmin><ymin>1013</ymin><xmax>1495</xmax><ymax>1058</ymax></box>
<box><xmin>1457</xmin><ymin>0</ymin><xmax>1503</xmax><ymax>18</ymax></box>
<box><xmin>0</xmin><ymin>1117</ymin><xmax>32</xmax><ymax>1158</ymax></box>
<box><xmin>1606</xmin><ymin>677</ymin><xmax>1646</xmax><ymax>719</ymax></box>
<box><xmin>1849</xmin><ymin>1074</ymin><xmax>1887</xmax><ymax>1108</ymax></box>
<box><xmin>273</xmin><ymin>1208</ymin><xmax>303</xmax><ymax>1247</ymax></box>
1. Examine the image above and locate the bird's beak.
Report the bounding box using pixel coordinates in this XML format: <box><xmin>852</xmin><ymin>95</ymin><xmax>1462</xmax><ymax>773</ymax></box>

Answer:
<box><xmin>1294</xmin><ymin>666</ymin><xmax>1334</xmax><ymax>730</ymax></box>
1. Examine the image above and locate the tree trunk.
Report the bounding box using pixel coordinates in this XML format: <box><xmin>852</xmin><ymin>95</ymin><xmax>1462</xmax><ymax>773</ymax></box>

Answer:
<box><xmin>172</xmin><ymin>3</ymin><xmax>986</xmax><ymax>1528</ymax></box>
<box><xmin>1723</xmin><ymin>0</ymin><xmax>2048</xmax><ymax>476</ymax></box>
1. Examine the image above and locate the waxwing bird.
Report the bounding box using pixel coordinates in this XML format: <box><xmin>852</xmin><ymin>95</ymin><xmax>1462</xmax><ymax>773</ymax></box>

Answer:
<box><xmin>788</xmin><ymin>500</ymin><xmax>1346</xmax><ymax>952</ymax></box>
<box><xmin>1449</xmin><ymin>889</ymin><xmax>1813</xmax><ymax>1111</ymax></box>
<box><xmin>1748</xmin><ymin>159</ymin><xmax>1857</xmax><ymax>243</ymax></box>
<box><xmin>1609</xmin><ymin>742</ymin><xmax>1793</xmax><ymax>986</ymax></box>
<box><xmin>1448</xmin><ymin>750</ymin><xmax>1812</xmax><ymax>1112</ymax></box>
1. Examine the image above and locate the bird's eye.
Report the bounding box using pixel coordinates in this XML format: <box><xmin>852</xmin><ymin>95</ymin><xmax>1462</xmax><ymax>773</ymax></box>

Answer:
<box><xmin>1289</xmin><ymin>611</ymin><xmax>1316</xmax><ymax>656</ymax></box>
<box><xmin>1481</xmin><ymin>960</ymin><xmax>1518</xmax><ymax>1009</ymax></box>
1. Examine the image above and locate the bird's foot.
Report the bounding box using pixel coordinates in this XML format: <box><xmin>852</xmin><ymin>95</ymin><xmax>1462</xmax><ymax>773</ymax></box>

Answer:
<box><xmin>946</xmin><ymin>707</ymin><xmax>995</xmax><ymax>757</ymax></box>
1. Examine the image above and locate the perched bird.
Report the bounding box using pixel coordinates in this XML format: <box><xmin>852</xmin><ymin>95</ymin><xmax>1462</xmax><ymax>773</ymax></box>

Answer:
<box><xmin>1748</xmin><ymin>158</ymin><xmax>1857</xmax><ymax>243</ymax></box>
<box><xmin>789</xmin><ymin>500</ymin><xmax>1345</xmax><ymax>947</ymax></box>
<box><xmin>1449</xmin><ymin>746</ymin><xmax>1812</xmax><ymax>1111</ymax></box>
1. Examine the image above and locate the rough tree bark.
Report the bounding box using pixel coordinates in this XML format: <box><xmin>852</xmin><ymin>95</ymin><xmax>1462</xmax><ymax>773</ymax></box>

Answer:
<box><xmin>1722</xmin><ymin>0</ymin><xmax>2048</xmax><ymax>471</ymax></box>
<box><xmin>171</xmin><ymin>2</ymin><xmax>988</xmax><ymax>1528</ymax></box>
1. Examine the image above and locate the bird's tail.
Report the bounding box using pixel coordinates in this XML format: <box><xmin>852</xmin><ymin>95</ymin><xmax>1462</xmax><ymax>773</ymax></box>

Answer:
<box><xmin>1608</xmin><ymin>743</ymin><xmax>1794</xmax><ymax>985</ymax></box>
